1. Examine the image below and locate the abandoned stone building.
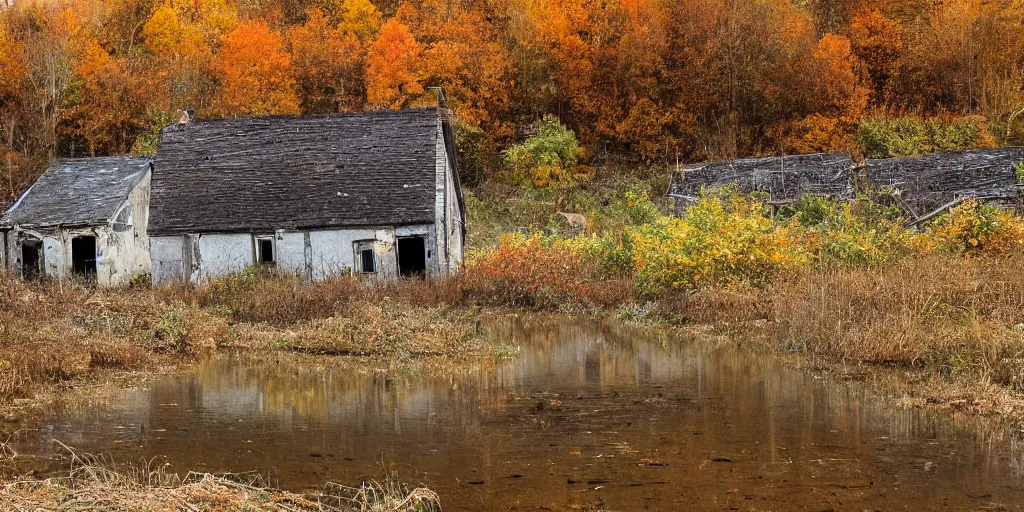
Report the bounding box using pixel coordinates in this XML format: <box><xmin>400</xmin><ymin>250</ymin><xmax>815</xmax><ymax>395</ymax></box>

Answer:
<box><xmin>148</xmin><ymin>107</ymin><xmax>465</xmax><ymax>284</ymax></box>
<box><xmin>0</xmin><ymin>156</ymin><xmax>153</xmax><ymax>285</ymax></box>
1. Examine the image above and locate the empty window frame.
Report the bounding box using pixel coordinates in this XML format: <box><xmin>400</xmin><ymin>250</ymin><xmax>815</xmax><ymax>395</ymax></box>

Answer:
<box><xmin>254</xmin><ymin>235</ymin><xmax>276</xmax><ymax>265</ymax></box>
<box><xmin>71</xmin><ymin>235</ymin><xmax>98</xmax><ymax>277</ymax></box>
<box><xmin>354</xmin><ymin>241</ymin><xmax>376</xmax><ymax>274</ymax></box>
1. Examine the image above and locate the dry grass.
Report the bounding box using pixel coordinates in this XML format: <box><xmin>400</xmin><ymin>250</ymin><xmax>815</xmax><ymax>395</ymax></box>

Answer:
<box><xmin>4</xmin><ymin>252</ymin><xmax>1024</xmax><ymax>422</ymax></box>
<box><xmin>0</xmin><ymin>443</ymin><xmax>440</xmax><ymax>511</ymax></box>
<box><xmin>0</xmin><ymin>271</ymin><xmax>490</xmax><ymax>410</ymax></box>
<box><xmin>767</xmin><ymin>255</ymin><xmax>1024</xmax><ymax>387</ymax></box>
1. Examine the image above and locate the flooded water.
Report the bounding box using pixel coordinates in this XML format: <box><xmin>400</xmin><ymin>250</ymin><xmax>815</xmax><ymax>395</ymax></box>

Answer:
<box><xmin>13</xmin><ymin>318</ymin><xmax>1024</xmax><ymax>510</ymax></box>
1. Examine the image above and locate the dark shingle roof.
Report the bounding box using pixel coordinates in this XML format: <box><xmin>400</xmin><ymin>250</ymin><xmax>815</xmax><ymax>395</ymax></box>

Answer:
<box><xmin>1</xmin><ymin>156</ymin><xmax>151</xmax><ymax>228</ymax></box>
<box><xmin>669</xmin><ymin>152</ymin><xmax>854</xmax><ymax>205</ymax></box>
<box><xmin>149</xmin><ymin>108</ymin><xmax>442</xmax><ymax>236</ymax></box>
<box><xmin>865</xmin><ymin>147</ymin><xmax>1024</xmax><ymax>214</ymax></box>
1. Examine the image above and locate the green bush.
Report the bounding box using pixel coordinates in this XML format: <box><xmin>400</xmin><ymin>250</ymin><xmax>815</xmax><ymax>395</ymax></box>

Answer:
<box><xmin>505</xmin><ymin>115</ymin><xmax>582</xmax><ymax>188</ymax></box>
<box><xmin>857</xmin><ymin>115</ymin><xmax>995</xmax><ymax>159</ymax></box>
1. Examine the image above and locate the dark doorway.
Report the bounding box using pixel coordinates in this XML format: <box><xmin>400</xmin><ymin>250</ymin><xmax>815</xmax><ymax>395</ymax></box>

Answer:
<box><xmin>397</xmin><ymin>236</ymin><xmax>427</xmax><ymax>278</ymax></box>
<box><xmin>71</xmin><ymin>236</ymin><xmax>97</xmax><ymax>277</ymax></box>
<box><xmin>21</xmin><ymin>240</ymin><xmax>41</xmax><ymax>279</ymax></box>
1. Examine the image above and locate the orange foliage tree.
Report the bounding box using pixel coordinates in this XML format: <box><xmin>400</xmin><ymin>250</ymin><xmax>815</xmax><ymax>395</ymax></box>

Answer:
<box><xmin>0</xmin><ymin>27</ymin><xmax>28</xmax><ymax>203</ymax></box>
<box><xmin>69</xmin><ymin>36</ymin><xmax>150</xmax><ymax>155</ymax></box>
<box><xmin>288</xmin><ymin>8</ymin><xmax>365</xmax><ymax>113</ymax></box>
<box><xmin>400</xmin><ymin>2</ymin><xmax>513</xmax><ymax>139</ymax></box>
<box><xmin>849</xmin><ymin>8</ymin><xmax>902</xmax><ymax>105</ymax></box>
<box><xmin>3</xmin><ymin>0</ymin><xmax>1024</xmax><ymax>208</ymax></box>
<box><xmin>216</xmin><ymin>20</ymin><xmax>299</xmax><ymax>116</ymax></box>
<box><xmin>787</xmin><ymin>34</ymin><xmax>869</xmax><ymax>153</ymax></box>
<box><xmin>365</xmin><ymin>18</ymin><xmax>423</xmax><ymax>110</ymax></box>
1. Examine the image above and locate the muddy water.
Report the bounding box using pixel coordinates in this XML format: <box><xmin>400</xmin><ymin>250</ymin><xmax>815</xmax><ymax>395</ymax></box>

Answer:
<box><xmin>14</xmin><ymin>318</ymin><xmax>1024</xmax><ymax>510</ymax></box>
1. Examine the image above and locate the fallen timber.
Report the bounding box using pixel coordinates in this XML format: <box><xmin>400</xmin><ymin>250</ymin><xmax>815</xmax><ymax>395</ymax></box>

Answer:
<box><xmin>669</xmin><ymin>148</ymin><xmax>1024</xmax><ymax>224</ymax></box>
<box><xmin>668</xmin><ymin>152</ymin><xmax>855</xmax><ymax>213</ymax></box>
<box><xmin>865</xmin><ymin>147</ymin><xmax>1024</xmax><ymax>218</ymax></box>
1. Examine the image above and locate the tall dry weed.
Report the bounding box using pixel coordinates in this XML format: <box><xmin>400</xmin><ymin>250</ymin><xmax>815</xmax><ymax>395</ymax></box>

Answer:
<box><xmin>769</xmin><ymin>255</ymin><xmax>1024</xmax><ymax>386</ymax></box>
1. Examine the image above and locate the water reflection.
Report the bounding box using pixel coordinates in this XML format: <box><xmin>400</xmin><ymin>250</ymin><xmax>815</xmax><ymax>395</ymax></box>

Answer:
<box><xmin>16</xmin><ymin>317</ymin><xmax>1024</xmax><ymax>510</ymax></box>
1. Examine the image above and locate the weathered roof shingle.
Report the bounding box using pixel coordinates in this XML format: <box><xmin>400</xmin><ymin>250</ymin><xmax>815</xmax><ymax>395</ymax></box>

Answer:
<box><xmin>1</xmin><ymin>156</ymin><xmax>151</xmax><ymax>228</ymax></box>
<box><xmin>865</xmin><ymin>147</ymin><xmax>1024</xmax><ymax>214</ymax></box>
<box><xmin>149</xmin><ymin>108</ymin><xmax>442</xmax><ymax>236</ymax></box>
<box><xmin>669</xmin><ymin>152</ymin><xmax>854</xmax><ymax>205</ymax></box>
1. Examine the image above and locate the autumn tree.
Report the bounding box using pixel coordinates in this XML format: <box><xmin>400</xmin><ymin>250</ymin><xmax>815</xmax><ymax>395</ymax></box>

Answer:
<box><xmin>69</xmin><ymin>37</ymin><xmax>150</xmax><ymax>155</ymax></box>
<box><xmin>399</xmin><ymin>2</ymin><xmax>513</xmax><ymax>137</ymax></box>
<box><xmin>141</xmin><ymin>2</ymin><xmax>224</xmax><ymax>115</ymax></box>
<box><xmin>338</xmin><ymin>0</ymin><xmax>382</xmax><ymax>39</ymax></box>
<box><xmin>216</xmin><ymin>20</ymin><xmax>300</xmax><ymax>116</ymax></box>
<box><xmin>288</xmin><ymin>8</ymin><xmax>365</xmax><ymax>113</ymax></box>
<box><xmin>365</xmin><ymin>18</ymin><xmax>423</xmax><ymax>110</ymax></box>
<box><xmin>787</xmin><ymin>34</ymin><xmax>869</xmax><ymax>153</ymax></box>
<box><xmin>0</xmin><ymin>26</ymin><xmax>28</xmax><ymax>203</ymax></box>
<box><xmin>849</xmin><ymin>8</ymin><xmax>902</xmax><ymax>105</ymax></box>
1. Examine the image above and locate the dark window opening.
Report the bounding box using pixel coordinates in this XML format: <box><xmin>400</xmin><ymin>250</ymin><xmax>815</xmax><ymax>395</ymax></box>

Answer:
<box><xmin>71</xmin><ymin>236</ymin><xmax>97</xmax><ymax>277</ymax></box>
<box><xmin>21</xmin><ymin>241</ymin><xmax>41</xmax><ymax>279</ymax></box>
<box><xmin>360</xmin><ymin>248</ymin><xmax>376</xmax><ymax>273</ymax></box>
<box><xmin>397</xmin><ymin>236</ymin><xmax>427</xmax><ymax>278</ymax></box>
<box><xmin>255</xmin><ymin>236</ymin><xmax>275</xmax><ymax>265</ymax></box>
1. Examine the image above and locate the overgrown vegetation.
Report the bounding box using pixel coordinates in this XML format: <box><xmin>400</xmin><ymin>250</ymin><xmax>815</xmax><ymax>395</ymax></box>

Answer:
<box><xmin>0</xmin><ymin>443</ymin><xmax>440</xmax><ymax>511</ymax></box>
<box><xmin>467</xmin><ymin>188</ymin><xmax>1024</xmax><ymax>304</ymax></box>
<box><xmin>0</xmin><ymin>273</ymin><xmax>495</xmax><ymax>409</ymax></box>
<box><xmin>857</xmin><ymin>115</ymin><xmax>997</xmax><ymax>159</ymax></box>
<box><xmin>461</xmin><ymin>184</ymin><xmax>1024</xmax><ymax>414</ymax></box>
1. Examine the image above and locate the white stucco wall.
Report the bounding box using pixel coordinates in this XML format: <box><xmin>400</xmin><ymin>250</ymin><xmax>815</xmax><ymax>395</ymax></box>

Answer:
<box><xmin>196</xmin><ymin>233</ymin><xmax>253</xmax><ymax>281</ymax></box>
<box><xmin>99</xmin><ymin>172</ymin><xmax>152</xmax><ymax>285</ymax></box>
<box><xmin>309</xmin><ymin>228</ymin><xmax>395</xmax><ymax>281</ymax></box>
<box><xmin>275</xmin><ymin>231</ymin><xmax>306</xmax><ymax>276</ymax></box>
<box><xmin>433</xmin><ymin>119</ymin><xmax>465</xmax><ymax>275</ymax></box>
<box><xmin>150</xmin><ymin>236</ymin><xmax>183</xmax><ymax>285</ymax></box>
<box><xmin>0</xmin><ymin>230</ymin><xmax>10</xmax><ymax>270</ymax></box>
<box><xmin>434</xmin><ymin>123</ymin><xmax>448</xmax><ymax>275</ymax></box>
<box><xmin>149</xmin><ymin>226</ymin><xmax>444</xmax><ymax>284</ymax></box>
<box><xmin>444</xmin><ymin>149</ymin><xmax>464</xmax><ymax>271</ymax></box>
<box><xmin>42</xmin><ymin>235</ymin><xmax>62</xmax><ymax>277</ymax></box>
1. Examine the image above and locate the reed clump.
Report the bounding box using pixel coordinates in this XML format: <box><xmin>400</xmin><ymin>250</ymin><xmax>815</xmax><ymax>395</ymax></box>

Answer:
<box><xmin>768</xmin><ymin>255</ymin><xmax>1024</xmax><ymax>388</ymax></box>
<box><xmin>0</xmin><ymin>443</ymin><xmax>440</xmax><ymax>512</ymax></box>
<box><xmin>0</xmin><ymin>271</ymin><xmax>487</xmax><ymax>409</ymax></box>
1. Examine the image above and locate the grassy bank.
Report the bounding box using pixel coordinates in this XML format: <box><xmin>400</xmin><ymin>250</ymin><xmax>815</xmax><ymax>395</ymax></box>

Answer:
<box><xmin>461</xmin><ymin>183</ymin><xmax>1024</xmax><ymax>422</ymax></box>
<box><xmin>0</xmin><ymin>272</ymin><xmax>507</xmax><ymax>415</ymax></box>
<box><xmin>0</xmin><ymin>445</ymin><xmax>439</xmax><ymax>511</ymax></box>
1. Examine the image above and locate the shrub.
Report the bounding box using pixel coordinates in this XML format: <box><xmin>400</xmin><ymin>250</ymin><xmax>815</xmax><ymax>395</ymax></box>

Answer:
<box><xmin>857</xmin><ymin>115</ymin><xmax>996</xmax><ymax>159</ymax></box>
<box><xmin>465</xmin><ymin>233</ymin><xmax>631</xmax><ymax>308</ymax></box>
<box><xmin>913</xmin><ymin>199</ymin><xmax>1024</xmax><ymax>255</ymax></box>
<box><xmin>505</xmin><ymin>115</ymin><xmax>583</xmax><ymax>189</ymax></box>
<box><xmin>786</xmin><ymin>196</ymin><xmax>910</xmax><ymax>265</ymax></box>
<box><xmin>625</xmin><ymin>190</ymin><xmax>813</xmax><ymax>294</ymax></box>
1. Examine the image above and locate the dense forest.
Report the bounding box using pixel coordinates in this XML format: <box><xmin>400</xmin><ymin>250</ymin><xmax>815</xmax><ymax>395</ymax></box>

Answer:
<box><xmin>1</xmin><ymin>0</ymin><xmax>1023</xmax><ymax>204</ymax></box>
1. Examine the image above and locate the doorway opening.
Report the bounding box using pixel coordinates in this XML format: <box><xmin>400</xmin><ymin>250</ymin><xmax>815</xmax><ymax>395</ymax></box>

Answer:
<box><xmin>21</xmin><ymin>239</ymin><xmax>42</xmax><ymax>279</ymax></box>
<box><xmin>397</xmin><ymin>236</ymin><xmax>427</xmax><ymax>278</ymax></box>
<box><xmin>72</xmin><ymin>235</ymin><xmax>97</xmax><ymax>277</ymax></box>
